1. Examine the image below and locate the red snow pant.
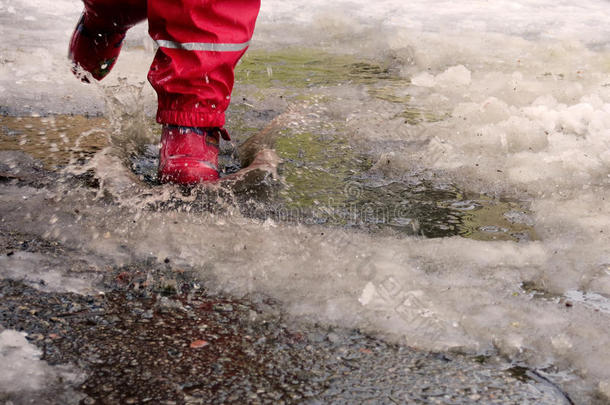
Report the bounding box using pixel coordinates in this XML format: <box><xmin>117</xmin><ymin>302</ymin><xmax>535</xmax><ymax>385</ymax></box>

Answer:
<box><xmin>81</xmin><ymin>0</ymin><xmax>260</xmax><ymax>128</ymax></box>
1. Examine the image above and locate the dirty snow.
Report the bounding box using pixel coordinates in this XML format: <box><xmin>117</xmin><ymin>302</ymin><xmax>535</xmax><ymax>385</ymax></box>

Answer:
<box><xmin>0</xmin><ymin>329</ymin><xmax>83</xmax><ymax>400</ymax></box>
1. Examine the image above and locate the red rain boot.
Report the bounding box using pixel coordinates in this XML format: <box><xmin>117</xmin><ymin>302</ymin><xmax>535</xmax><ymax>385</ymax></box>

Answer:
<box><xmin>158</xmin><ymin>125</ymin><xmax>230</xmax><ymax>184</ymax></box>
<box><xmin>68</xmin><ymin>13</ymin><xmax>126</xmax><ymax>81</ymax></box>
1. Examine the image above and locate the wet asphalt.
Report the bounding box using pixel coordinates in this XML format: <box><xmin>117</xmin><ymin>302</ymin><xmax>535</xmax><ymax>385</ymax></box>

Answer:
<box><xmin>0</xmin><ymin>229</ymin><xmax>572</xmax><ymax>405</ymax></box>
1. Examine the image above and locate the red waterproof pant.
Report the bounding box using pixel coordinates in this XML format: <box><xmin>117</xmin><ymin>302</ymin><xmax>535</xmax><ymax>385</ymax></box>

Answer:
<box><xmin>81</xmin><ymin>0</ymin><xmax>260</xmax><ymax>128</ymax></box>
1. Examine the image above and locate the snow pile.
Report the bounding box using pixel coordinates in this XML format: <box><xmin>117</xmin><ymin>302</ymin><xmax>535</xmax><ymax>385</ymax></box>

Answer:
<box><xmin>0</xmin><ymin>330</ymin><xmax>49</xmax><ymax>392</ymax></box>
<box><xmin>0</xmin><ymin>329</ymin><xmax>83</xmax><ymax>400</ymax></box>
<box><xmin>407</xmin><ymin>62</ymin><xmax>610</xmax><ymax>193</ymax></box>
<box><xmin>259</xmin><ymin>0</ymin><xmax>610</xmax><ymax>45</ymax></box>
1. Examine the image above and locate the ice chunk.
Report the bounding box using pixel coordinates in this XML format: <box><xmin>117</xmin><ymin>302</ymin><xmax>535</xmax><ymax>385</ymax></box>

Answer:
<box><xmin>436</xmin><ymin>65</ymin><xmax>472</xmax><ymax>87</ymax></box>
<box><xmin>411</xmin><ymin>65</ymin><xmax>471</xmax><ymax>88</ymax></box>
<box><xmin>411</xmin><ymin>72</ymin><xmax>436</xmax><ymax>87</ymax></box>
<box><xmin>0</xmin><ymin>329</ymin><xmax>85</xmax><ymax>402</ymax></box>
<box><xmin>0</xmin><ymin>330</ymin><xmax>48</xmax><ymax>392</ymax></box>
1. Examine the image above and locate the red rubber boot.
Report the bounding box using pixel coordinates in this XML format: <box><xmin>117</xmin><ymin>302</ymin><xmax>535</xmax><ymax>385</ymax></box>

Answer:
<box><xmin>158</xmin><ymin>126</ymin><xmax>230</xmax><ymax>184</ymax></box>
<box><xmin>68</xmin><ymin>13</ymin><xmax>127</xmax><ymax>81</ymax></box>
<box><xmin>68</xmin><ymin>0</ymin><xmax>146</xmax><ymax>81</ymax></box>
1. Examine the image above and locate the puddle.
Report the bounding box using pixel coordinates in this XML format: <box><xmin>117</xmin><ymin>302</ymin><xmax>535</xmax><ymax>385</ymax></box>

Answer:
<box><xmin>0</xmin><ymin>115</ymin><xmax>109</xmax><ymax>168</ymax></box>
<box><xmin>1</xmin><ymin>111</ymin><xmax>538</xmax><ymax>242</ymax></box>
<box><xmin>1</xmin><ymin>48</ymin><xmax>535</xmax><ymax>243</ymax></box>
<box><xmin>236</xmin><ymin>48</ymin><xmax>441</xmax><ymax>125</ymax></box>
<box><xmin>3</xmin><ymin>45</ymin><xmax>537</xmax><ymax>242</ymax></box>
<box><xmin>236</xmin><ymin>48</ymin><xmax>400</xmax><ymax>89</ymax></box>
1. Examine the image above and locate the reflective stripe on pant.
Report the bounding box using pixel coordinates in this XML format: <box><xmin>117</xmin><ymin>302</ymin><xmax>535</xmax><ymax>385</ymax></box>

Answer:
<box><xmin>80</xmin><ymin>0</ymin><xmax>261</xmax><ymax>127</ymax></box>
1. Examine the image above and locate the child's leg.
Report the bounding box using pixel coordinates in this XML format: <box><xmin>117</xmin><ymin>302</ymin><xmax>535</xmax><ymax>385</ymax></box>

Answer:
<box><xmin>147</xmin><ymin>0</ymin><xmax>261</xmax><ymax>128</ymax></box>
<box><xmin>70</xmin><ymin>0</ymin><xmax>147</xmax><ymax>80</ymax></box>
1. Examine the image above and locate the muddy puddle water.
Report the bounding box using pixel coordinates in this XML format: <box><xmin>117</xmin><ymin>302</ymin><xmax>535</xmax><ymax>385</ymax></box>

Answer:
<box><xmin>0</xmin><ymin>115</ymin><xmax>109</xmax><ymax>168</ymax></box>
<box><xmin>1</xmin><ymin>49</ymin><xmax>538</xmax><ymax>242</ymax></box>
<box><xmin>1</xmin><ymin>116</ymin><xmax>536</xmax><ymax>242</ymax></box>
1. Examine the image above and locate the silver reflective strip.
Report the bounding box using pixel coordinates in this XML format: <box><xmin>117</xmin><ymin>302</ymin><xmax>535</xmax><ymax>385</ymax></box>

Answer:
<box><xmin>156</xmin><ymin>39</ymin><xmax>250</xmax><ymax>52</ymax></box>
